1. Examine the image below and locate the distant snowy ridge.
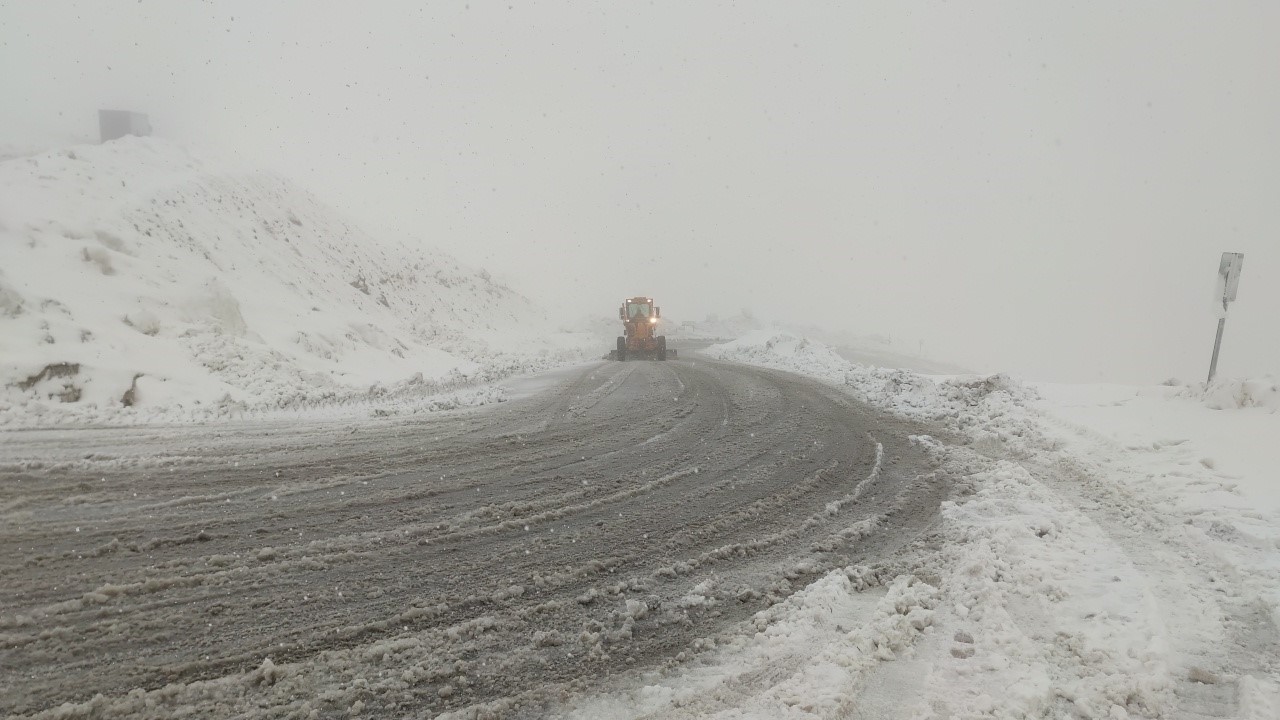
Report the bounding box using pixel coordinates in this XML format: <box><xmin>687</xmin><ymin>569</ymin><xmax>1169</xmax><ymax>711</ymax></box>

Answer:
<box><xmin>0</xmin><ymin>137</ymin><xmax>590</xmax><ymax>425</ymax></box>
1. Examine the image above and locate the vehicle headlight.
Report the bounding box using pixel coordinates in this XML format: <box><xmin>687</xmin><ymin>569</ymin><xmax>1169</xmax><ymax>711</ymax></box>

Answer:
<box><xmin>649</xmin><ymin>317</ymin><xmax>658</xmax><ymax>323</ymax></box>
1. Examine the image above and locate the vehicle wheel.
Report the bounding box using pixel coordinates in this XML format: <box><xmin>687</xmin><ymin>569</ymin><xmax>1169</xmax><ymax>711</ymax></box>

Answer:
<box><xmin>616</xmin><ymin>336</ymin><xmax>626</xmax><ymax>361</ymax></box>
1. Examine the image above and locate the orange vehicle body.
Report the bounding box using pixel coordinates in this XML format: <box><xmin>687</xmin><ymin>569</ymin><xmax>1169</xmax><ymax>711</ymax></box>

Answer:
<box><xmin>611</xmin><ymin>296</ymin><xmax>674</xmax><ymax>361</ymax></box>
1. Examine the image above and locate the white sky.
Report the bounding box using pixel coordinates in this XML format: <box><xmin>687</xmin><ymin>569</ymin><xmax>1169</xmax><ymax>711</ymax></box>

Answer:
<box><xmin>2</xmin><ymin>1</ymin><xmax>1277</xmax><ymax>382</ymax></box>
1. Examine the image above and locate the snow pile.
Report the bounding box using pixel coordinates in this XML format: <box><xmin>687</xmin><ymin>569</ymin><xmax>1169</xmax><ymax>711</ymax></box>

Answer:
<box><xmin>1190</xmin><ymin>375</ymin><xmax>1280</xmax><ymax>412</ymax></box>
<box><xmin>0</xmin><ymin>137</ymin><xmax>593</xmax><ymax>425</ymax></box>
<box><xmin>704</xmin><ymin>330</ymin><xmax>849</xmax><ymax>374</ymax></box>
<box><xmin>708</xmin><ymin>332</ymin><xmax>1034</xmax><ymax>444</ymax></box>
<box><xmin>559</xmin><ymin>572</ymin><xmax>940</xmax><ymax>719</ymax></box>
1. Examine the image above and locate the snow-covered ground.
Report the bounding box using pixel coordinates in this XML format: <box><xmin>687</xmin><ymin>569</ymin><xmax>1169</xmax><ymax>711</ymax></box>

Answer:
<box><xmin>557</xmin><ymin>332</ymin><xmax>1280</xmax><ymax>719</ymax></box>
<box><xmin>0</xmin><ymin>137</ymin><xmax>599</xmax><ymax>426</ymax></box>
<box><xmin>6</xmin><ymin>138</ymin><xmax>1277</xmax><ymax>718</ymax></box>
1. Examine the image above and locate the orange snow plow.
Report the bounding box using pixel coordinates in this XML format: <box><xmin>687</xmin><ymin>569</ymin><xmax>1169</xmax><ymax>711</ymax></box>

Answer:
<box><xmin>609</xmin><ymin>296</ymin><xmax>675</xmax><ymax>361</ymax></box>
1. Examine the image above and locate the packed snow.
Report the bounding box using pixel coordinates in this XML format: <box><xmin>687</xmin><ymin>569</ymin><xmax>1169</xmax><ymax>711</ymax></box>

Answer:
<box><xmin>549</xmin><ymin>332</ymin><xmax>1280</xmax><ymax>718</ymax></box>
<box><xmin>0</xmin><ymin>137</ymin><xmax>597</xmax><ymax>426</ymax></box>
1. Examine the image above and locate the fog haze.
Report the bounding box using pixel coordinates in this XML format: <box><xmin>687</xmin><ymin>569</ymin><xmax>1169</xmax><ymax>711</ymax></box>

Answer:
<box><xmin>3</xmin><ymin>1</ymin><xmax>1277</xmax><ymax>383</ymax></box>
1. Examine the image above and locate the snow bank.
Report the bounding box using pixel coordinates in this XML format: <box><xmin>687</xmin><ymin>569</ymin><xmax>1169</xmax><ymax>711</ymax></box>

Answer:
<box><xmin>705</xmin><ymin>330</ymin><xmax>849</xmax><ymax>374</ymax></box>
<box><xmin>559</xmin><ymin>572</ymin><xmax>939</xmax><ymax>719</ymax></box>
<box><xmin>701</xmin><ymin>331</ymin><xmax>1280</xmax><ymax>718</ymax></box>
<box><xmin>1191</xmin><ymin>375</ymin><xmax>1280</xmax><ymax>412</ymax></box>
<box><xmin>0</xmin><ymin>138</ymin><xmax>593</xmax><ymax>425</ymax></box>
<box><xmin>708</xmin><ymin>332</ymin><xmax>1034</xmax><ymax>444</ymax></box>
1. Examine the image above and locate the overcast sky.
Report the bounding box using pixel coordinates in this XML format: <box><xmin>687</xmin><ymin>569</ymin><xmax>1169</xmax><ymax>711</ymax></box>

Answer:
<box><xmin>2</xmin><ymin>1</ymin><xmax>1277</xmax><ymax>382</ymax></box>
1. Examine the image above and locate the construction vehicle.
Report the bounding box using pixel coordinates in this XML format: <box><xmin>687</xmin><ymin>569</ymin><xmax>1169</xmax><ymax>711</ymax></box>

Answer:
<box><xmin>609</xmin><ymin>296</ymin><xmax>675</xmax><ymax>361</ymax></box>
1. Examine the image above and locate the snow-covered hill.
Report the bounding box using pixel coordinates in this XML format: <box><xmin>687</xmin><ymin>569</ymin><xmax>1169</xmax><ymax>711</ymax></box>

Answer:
<box><xmin>0</xmin><ymin>137</ymin><xmax>591</xmax><ymax>425</ymax></box>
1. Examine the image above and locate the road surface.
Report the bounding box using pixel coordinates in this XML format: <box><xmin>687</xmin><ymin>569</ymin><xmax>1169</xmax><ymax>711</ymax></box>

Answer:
<box><xmin>0</xmin><ymin>356</ymin><xmax>948</xmax><ymax>718</ymax></box>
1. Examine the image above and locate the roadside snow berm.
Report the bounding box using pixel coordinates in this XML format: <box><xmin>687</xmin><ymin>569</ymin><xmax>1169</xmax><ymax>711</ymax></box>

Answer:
<box><xmin>608</xmin><ymin>296</ymin><xmax>675</xmax><ymax>361</ymax></box>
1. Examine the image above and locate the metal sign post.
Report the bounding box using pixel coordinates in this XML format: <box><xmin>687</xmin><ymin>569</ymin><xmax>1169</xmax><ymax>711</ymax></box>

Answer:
<box><xmin>1207</xmin><ymin>252</ymin><xmax>1244</xmax><ymax>383</ymax></box>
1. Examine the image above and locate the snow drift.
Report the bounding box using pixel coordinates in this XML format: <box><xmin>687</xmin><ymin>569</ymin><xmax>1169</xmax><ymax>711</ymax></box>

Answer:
<box><xmin>1192</xmin><ymin>375</ymin><xmax>1280</xmax><ymax>412</ymax></box>
<box><xmin>0</xmin><ymin>137</ymin><xmax>586</xmax><ymax>425</ymax></box>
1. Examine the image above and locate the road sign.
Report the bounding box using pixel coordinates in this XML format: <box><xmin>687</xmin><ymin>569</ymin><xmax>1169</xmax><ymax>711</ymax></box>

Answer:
<box><xmin>1207</xmin><ymin>252</ymin><xmax>1245</xmax><ymax>382</ymax></box>
<box><xmin>1219</xmin><ymin>252</ymin><xmax>1244</xmax><ymax>302</ymax></box>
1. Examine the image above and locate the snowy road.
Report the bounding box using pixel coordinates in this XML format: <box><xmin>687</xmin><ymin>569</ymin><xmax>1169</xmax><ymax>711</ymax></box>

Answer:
<box><xmin>0</xmin><ymin>357</ymin><xmax>947</xmax><ymax>718</ymax></box>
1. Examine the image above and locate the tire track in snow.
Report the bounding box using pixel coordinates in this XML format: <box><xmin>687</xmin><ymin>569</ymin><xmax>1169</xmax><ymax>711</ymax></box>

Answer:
<box><xmin>0</xmin><ymin>358</ymin><xmax>945</xmax><ymax>718</ymax></box>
